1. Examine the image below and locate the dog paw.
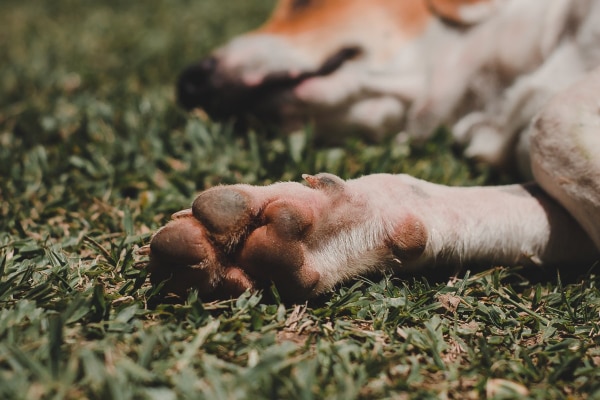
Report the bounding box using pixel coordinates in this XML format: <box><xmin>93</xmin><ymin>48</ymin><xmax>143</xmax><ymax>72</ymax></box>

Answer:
<box><xmin>144</xmin><ymin>173</ymin><xmax>428</xmax><ymax>301</ymax></box>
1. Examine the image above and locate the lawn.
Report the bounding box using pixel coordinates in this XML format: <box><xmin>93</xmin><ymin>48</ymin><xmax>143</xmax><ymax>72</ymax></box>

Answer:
<box><xmin>2</xmin><ymin>0</ymin><xmax>600</xmax><ymax>398</ymax></box>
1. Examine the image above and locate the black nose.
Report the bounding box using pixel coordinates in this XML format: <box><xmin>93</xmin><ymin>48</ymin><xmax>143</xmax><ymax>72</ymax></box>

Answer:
<box><xmin>176</xmin><ymin>57</ymin><xmax>218</xmax><ymax>110</ymax></box>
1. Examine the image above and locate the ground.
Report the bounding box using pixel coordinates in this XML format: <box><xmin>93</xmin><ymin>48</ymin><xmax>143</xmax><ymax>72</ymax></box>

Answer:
<box><xmin>1</xmin><ymin>0</ymin><xmax>600</xmax><ymax>398</ymax></box>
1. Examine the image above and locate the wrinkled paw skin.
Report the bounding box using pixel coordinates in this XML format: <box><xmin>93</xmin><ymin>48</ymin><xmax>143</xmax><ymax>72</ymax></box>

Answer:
<box><xmin>144</xmin><ymin>173</ymin><xmax>428</xmax><ymax>302</ymax></box>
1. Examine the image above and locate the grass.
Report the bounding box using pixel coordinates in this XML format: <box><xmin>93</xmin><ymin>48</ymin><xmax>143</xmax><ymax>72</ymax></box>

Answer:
<box><xmin>1</xmin><ymin>0</ymin><xmax>600</xmax><ymax>398</ymax></box>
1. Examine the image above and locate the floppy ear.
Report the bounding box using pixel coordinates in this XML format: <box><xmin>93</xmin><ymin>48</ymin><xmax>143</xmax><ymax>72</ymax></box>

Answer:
<box><xmin>426</xmin><ymin>0</ymin><xmax>497</xmax><ymax>27</ymax></box>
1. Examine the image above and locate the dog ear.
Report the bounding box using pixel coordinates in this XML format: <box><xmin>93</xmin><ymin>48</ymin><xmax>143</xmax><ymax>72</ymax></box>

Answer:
<box><xmin>426</xmin><ymin>0</ymin><xmax>497</xmax><ymax>27</ymax></box>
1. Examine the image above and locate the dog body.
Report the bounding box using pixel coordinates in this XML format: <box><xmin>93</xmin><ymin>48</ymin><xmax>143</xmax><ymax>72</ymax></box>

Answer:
<box><xmin>178</xmin><ymin>0</ymin><xmax>600</xmax><ymax>172</ymax></box>
<box><xmin>146</xmin><ymin>0</ymin><xmax>600</xmax><ymax>301</ymax></box>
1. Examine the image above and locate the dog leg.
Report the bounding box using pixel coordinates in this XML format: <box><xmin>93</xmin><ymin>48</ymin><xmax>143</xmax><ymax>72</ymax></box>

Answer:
<box><xmin>409</xmin><ymin>0</ymin><xmax>578</xmax><ymax>139</ymax></box>
<box><xmin>531</xmin><ymin>67</ymin><xmax>600</xmax><ymax>249</ymax></box>
<box><xmin>146</xmin><ymin>173</ymin><xmax>598</xmax><ymax>301</ymax></box>
<box><xmin>453</xmin><ymin>40</ymin><xmax>586</xmax><ymax>174</ymax></box>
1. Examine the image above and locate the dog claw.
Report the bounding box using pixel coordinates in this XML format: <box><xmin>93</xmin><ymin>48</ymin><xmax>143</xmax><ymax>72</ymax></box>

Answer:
<box><xmin>303</xmin><ymin>172</ymin><xmax>345</xmax><ymax>191</ymax></box>
<box><xmin>172</xmin><ymin>209</ymin><xmax>193</xmax><ymax>219</ymax></box>
<box><xmin>137</xmin><ymin>244</ymin><xmax>151</xmax><ymax>256</ymax></box>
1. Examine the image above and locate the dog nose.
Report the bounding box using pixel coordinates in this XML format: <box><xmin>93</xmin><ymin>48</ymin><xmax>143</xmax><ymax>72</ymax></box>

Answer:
<box><xmin>176</xmin><ymin>57</ymin><xmax>218</xmax><ymax>110</ymax></box>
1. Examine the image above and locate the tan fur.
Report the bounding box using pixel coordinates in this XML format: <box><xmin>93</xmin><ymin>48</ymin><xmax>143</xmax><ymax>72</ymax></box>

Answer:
<box><xmin>260</xmin><ymin>0</ymin><xmax>430</xmax><ymax>37</ymax></box>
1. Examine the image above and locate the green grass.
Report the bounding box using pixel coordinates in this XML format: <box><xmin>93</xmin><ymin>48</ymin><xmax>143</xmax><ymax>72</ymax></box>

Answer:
<box><xmin>1</xmin><ymin>0</ymin><xmax>600</xmax><ymax>398</ymax></box>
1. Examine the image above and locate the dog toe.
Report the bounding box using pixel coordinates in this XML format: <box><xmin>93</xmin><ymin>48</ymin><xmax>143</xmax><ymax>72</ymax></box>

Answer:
<box><xmin>147</xmin><ymin>215</ymin><xmax>225</xmax><ymax>298</ymax></box>
<box><xmin>192</xmin><ymin>186</ymin><xmax>257</xmax><ymax>251</ymax></box>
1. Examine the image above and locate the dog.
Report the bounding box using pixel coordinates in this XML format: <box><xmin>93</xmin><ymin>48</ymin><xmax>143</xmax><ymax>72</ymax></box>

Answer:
<box><xmin>176</xmin><ymin>0</ymin><xmax>600</xmax><ymax>173</ymax></box>
<box><xmin>142</xmin><ymin>0</ymin><xmax>600</xmax><ymax>301</ymax></box>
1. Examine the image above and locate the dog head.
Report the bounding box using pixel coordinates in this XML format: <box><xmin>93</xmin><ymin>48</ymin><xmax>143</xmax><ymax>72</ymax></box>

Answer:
<box><xmin>177</xmin><ymin>0</ymin><xmax>501</xmax><ymax>142</ymax></box>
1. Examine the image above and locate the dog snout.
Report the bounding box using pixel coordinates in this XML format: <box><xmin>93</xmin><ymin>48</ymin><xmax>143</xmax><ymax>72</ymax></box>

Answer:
<box><xmin>176</xmin><ymin>57</ymin><xmax>218</xmax><ymax>110</ymax></box>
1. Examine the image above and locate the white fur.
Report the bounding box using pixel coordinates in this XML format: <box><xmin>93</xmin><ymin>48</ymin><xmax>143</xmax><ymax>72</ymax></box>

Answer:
<box><xmin>300</xmin><ymin>165</ymin><xmax>600</xmax><ymax>293</ymax></box>
<box><xmin>531</xmin><ymin>67</ymin><xmax>600</xmax><ymax>249</ymax></box>
<box><xmin>306</xmin><ymin>219</ymin><xmax>392</xmax><ymax>292</ymax></box>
